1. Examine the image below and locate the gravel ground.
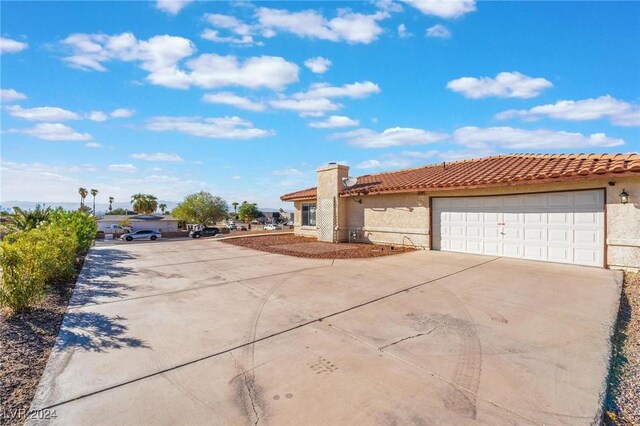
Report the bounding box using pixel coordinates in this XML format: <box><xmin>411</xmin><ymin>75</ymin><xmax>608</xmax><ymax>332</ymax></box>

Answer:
<box><xmin>221</xmin><ymin>234</ymin><xmax>415</xmax><ymax>259</ymax></box>
<box><xmin>0</xmin><ymin>269</ymin><xmax>79</xmax><ymax>426</ymax></box>
<box><xmin>605</xmin><ymin>272</ymin><xmax>640</xmax><ymax>425</ymax></box>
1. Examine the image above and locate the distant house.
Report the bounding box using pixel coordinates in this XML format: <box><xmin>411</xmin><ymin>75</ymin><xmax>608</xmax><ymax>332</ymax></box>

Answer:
<box><xmin>97</xmin><ymin>214</ymin><xmax>180</xmax><ymax>233</ymax></box>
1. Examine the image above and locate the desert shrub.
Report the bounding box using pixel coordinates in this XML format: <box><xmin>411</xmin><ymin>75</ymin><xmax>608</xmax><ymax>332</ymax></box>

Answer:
<box><xmin>49</xmin><ymin>209</ymin><xmax>98</xmax><ymax>255</ymax></box>
<box><xmin>0</xmin><ymin>226</ymin><xmax>77</xmax><ymax>313</ymax></box>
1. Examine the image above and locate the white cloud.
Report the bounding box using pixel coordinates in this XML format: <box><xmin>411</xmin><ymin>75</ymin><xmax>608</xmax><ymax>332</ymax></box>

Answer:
<box><xmin>270</xmin><ymin>96</ymin><xmax>341</xmax><ymax>116</ymax></box>
<box><xmin>426</xmin><ymin>24</ymin><xmax>451</xmax><ymax>39</ymax></box>
<box><xmin>130</xmin><ymin>152</ymin><xmax>184</xmax><ymax>162</ymax></box>
<box><xmin>110</xmin><ymin>108</ymin><xmax>136</xmax><ymax>118</ymax></box>
<box><xmin>60</xmin><ymin>32</ymin><xmax>299</xmax><ymax>91</ymax></box>
<box><xmin>85</xmin><ymin>142</ymin><xmax>103</xmax><ymax>148</ymax></box>
<box><xmin>156</xmin><ymin>0</ymin><xmax>192</xmax><ymax>15</ymax></box>
<box><xmin>186</xmin><ymin>54</ymin><xmax>299</xmax><ymax>90</ymax></box>
<box><xmin>271</xmin><ymin>81</ymin><xmax>381</xmax><ymax>116</ymax></box>
<box><xmin>0</xmin><ymin>37</ymin><xmax>28</xmax><ymax>54</ymax></box>
<box><xmin>309</xmin><ymin>115</ymin><xmax>360</xmax><ymax>128</ymax></box>
<box><xmin>202</xmin><ymin>92</ymin><xmax>265</xmax><ymax>111</ymax></box>
<box><xmin>87</xmin><ymin>111</ymin><xmax>108</xmax><ymax>122</ymax></box>
<box><xmin>146</xmin><ymin>116</ymin><xmax>273</xmax><ymax>139</ymax></box>
<box><xmin>355</xmin><ymin>150</ymin><xmax>439</xmax><ymax>170</ymax></box>
<box><xmin>397</xmin><ymin>24</ymin><xmax>411</xmax><ymax>38</ymax></box>
<box><xmin>272</xmin><ymin>168</ymin><xmax>304</xmax><ymax>176</ymax></box>
<box><xmin>231</xmin><ymin>175</ymin><xmax>242</xmax><ymax>180</ymax></box>
<box><xmin>256</xmin><ymin>7</ymin><xmax>388</xmax><ymax>44</ymax></box>
<box><xmin>0</xmin><ymin>89</ymin><xmax>27</xmax><ymax>103</ymax></box>
<box><xmin>452</xmin><ymin>126</ymin><xmax>625</xmax><ymax>149</ymax></box>
<box><xmin>401</xmin><ymin>0</ymin><xmax>476</xmax><ymax>18</ymax></box>
<box><xmin>447</xmin><ymin>72</ymin><xmax>553</xmax><ymax>99</ymax></box>
<box><xmin>300</xmin><ymin>81</ymin><xmax>381</xmax><ymax>100</ymax></box>
<box><xmin>6</xmin><ymin>105</ymin><xmax>81</xmax><ymax>121</ymax></box>
<box><xmin>495</xmin><ymin>95</ymin><xmax>640</xmax><ymax>127</ymax></box>
<box><xmin>332</xmin><ymin>127</ymin><xmax>449</xmax><ymax>148</ymax></box>
<box><xmin>304</xmin><ymin>57</ymin><xmax>332</xmax><ymax>74</ymax></box>
<box><xmin>11</xmin><ymin>123</ymin><xmax>92</xmax><ymax>141</ymax></box>
<box><xmin>108</xmin><ymin>163</ymin><xmax>137</xmax><ymax>173</ymax></box>
<box><xmin>201</xmin><ymin>13</ymin><xmax>260</xmax><ymax>46</ymax></box>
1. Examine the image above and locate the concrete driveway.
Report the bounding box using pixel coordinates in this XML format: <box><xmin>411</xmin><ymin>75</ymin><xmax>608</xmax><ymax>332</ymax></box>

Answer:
<box><xmin>30</xmin><ymin>238</ymin><xmax>621</xmax><ymax>425</ymax></box>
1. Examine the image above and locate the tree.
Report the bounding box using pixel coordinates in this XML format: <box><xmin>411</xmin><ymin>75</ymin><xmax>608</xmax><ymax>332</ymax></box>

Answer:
<box><xmin>172</xmin><ymin>192</ymin><xmax>228</xmax><ymax>226</ymax></box>
<box><xmin>232</xmin><ymin>202</ymin><xmax>239</xmax><ymax>213</ymax></box>
<box><xmin>90</xmin><ymin>189</ymin><xmax>98</xmax><ymax>215</ymax></box>
<box><xmin>159</xmin><ymin>203</ymin><xmax>167</xmax><ymax>215</ymax></box>
<box><xmin>131</xmin><ymin>193</ymin><xmax>158</xmax><ymax>214</ymax></box>
<box><xmin>107</xmin><ymin>208</ymin><xmax>136</xmax><ymax>215</ymax></box>
<box><xmin>238</xmin><ymin>201</ymin><xmax>260</xmax><ymax>223</ymax></box>
<box><xmin>119</xmin><ymin>217</ymin><xmax>132</xmax><ymax>228</ymax></box>
<box><xmin>9</xmin><ymin>205</ymin><xmax>52</xmax><ymax>232</ymax></box>
<box><xmin>108</xmin><ymin>196</ymin><xmax>114</xmax><ymax>213</ymax></box>
<box><xmin>78</xmin><ymin>187</ymin><xmax>88</xmax><ymax>208</ymax></box>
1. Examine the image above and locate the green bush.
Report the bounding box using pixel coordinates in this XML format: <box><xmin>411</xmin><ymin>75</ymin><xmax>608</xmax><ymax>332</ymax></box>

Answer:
<box><xmin>49</xmin><ymin>209</ymin><xmax>97</xmax><ymax>255</ymax></box>
<box><xmin>0</xmin><ymin>226</ymin><xmax>78</xmax><ymax>313</ymax></box>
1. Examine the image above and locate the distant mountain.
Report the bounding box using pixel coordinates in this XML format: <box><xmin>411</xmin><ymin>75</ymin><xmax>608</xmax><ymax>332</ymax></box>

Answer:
<box><xmin>0</xmin><ymin>201</ymin><xmax>290</xmax><ymax>214</ymax></box>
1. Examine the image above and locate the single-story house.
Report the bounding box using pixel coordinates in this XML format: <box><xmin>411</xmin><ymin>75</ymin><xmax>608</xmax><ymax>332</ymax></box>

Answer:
<box><xmin>281</xmin><ymin>153</ymin><xmax>640</xmax><ymax>271</ymax></box>
<box><xmin>97</xmin><ymin>214</ymin><xmax>180</xmax><ymax>233</ymax></box>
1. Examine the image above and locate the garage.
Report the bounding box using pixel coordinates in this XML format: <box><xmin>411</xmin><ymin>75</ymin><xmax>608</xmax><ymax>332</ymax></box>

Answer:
<box><xmin>431</xmin><ymin>189</ymin><xmax>605</xmax><ymax>267</ymax></box>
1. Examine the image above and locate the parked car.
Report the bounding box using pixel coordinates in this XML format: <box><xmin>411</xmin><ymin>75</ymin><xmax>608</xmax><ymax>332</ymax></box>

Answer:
<box><xmin>264</xmin><ymin>224</ymin><xmax>282</xmax><ymax>231</ymax></box>
<box><xmin>228</xmin><ymin>224</ymin><xmax>237</xmax><ymax>230</ymax></box>
<box><xmin>189</xmin><ymin>227</ymin><xmax>220</xmax><ymax>238</ymax></box>
<box><xmin>120</xmin><ymin>230</ymin><xmax>161</xmax><ymax>241</ymax></box>
<box><xmin>236</xmin><ymin>225</ymin><xmax>248</xmax><ymax>231</ymax></box>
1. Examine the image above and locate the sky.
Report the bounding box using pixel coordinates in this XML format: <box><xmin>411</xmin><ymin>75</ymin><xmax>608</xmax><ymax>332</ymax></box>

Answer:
<box><xmin>1</xmin><ymin>0</ymin><xmax>639</xmax><ymax>210</ymax></box>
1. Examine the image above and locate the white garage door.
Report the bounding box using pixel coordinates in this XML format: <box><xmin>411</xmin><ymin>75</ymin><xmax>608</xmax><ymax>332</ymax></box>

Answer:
<box><xmin>432</xmin><ymin>190</ymin><xmax>604</xmax><ymax>267</ymax></box>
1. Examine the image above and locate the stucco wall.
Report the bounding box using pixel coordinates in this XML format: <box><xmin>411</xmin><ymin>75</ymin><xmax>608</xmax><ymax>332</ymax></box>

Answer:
<box><xmin>342</xmin><ymin>193</ymin><xmax>429</xmax><ymax>248</ymax></box>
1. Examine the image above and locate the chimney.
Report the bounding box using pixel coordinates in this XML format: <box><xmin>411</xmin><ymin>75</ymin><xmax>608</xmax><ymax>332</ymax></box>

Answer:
<box><xmin>316</xmin><ymin>163</ymin><xmax>349</xmax><ymax>242</ymax></box>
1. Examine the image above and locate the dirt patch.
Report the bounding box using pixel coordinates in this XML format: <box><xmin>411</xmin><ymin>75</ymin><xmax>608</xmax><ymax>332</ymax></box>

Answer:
<box><xmin>0</xmin><ymin>263</ymin><xmax>82</xmax><ymax>426</ymax></box>
<box><xmin>605</xmin><ymin>271</ymin><xmax>640</xmax><ymax>425</ymax></box>
<box><xmin>221</xmin><ymin>234</ymin><xmax>415</xmax><ymax>259</ymax></box>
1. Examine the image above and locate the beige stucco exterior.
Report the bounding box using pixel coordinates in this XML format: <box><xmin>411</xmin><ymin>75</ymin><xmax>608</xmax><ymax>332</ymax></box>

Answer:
<box><xmin>290</xmin><ymin>166</ymin><xmax>640</xmax><ymax>271</ymax></box>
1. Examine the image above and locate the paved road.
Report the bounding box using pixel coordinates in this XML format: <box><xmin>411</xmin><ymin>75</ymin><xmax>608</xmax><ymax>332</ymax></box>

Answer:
<box><xmin>29</xmin><ymin>239</ymin><xmax>622</xmax><ymax>425</ymax></box>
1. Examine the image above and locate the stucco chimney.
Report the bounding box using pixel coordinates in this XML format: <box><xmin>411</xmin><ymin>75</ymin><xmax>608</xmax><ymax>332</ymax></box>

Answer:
<box><xmin>316</xmin><ymin>163</ymin><xmax>349</xmax><ymax>242</ymax></box>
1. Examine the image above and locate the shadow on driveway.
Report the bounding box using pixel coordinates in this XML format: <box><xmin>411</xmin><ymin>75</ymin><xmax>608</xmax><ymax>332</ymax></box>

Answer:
<box><xmin>55</xmin><ymin>311</ymin><xmax>149</xmax><ymax>352</ymax></box>
<box><xmin>69</xmin><ymin>249</ymin><xmax>137</xmax><ymax>307</ymax></box>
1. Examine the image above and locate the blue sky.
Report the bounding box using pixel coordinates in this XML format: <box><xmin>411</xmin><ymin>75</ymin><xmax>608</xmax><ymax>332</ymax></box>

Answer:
<box><xmin>1</xmin><ymin>0</ymin><xmax>639</xmax><ymax>209</ymax></box>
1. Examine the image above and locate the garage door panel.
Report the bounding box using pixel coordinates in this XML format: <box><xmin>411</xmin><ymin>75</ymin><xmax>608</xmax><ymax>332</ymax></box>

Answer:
<box><xmin>574</xmin><ymin>211</ymin><xmax>600</xmax><ymax>225</ymax></box>
<box><xmin>432</xmin><ymin>189</ymin><xmax>604</xmax><ymax>267</ymax></box>
<box><xmin>524</xmin><ymin>228</ymin><xmax>545</xmax><ymax>242</ymax></box>
<box><xmin>548</xmin><ymin>193</ymin><xmax>572</xmax><ymax>207</ymax></box>
<box><xmin>574</xmin><ymin>191</ymin><xmax>603</xmax><ymax>206</ymax></box>
<box><xmin>503</xmin><ymin>243</ymin><xmax>522</xmax><ymax>258</ymax></box>
<box><xmin>524</xmin><ymin>245</ymin><xmax>545</xmax><ymax>260</ymax></box>
<box><xmin>548</xmin><ymin>246</ymin><xmax>571</xmax><ymax>263</ymax></box>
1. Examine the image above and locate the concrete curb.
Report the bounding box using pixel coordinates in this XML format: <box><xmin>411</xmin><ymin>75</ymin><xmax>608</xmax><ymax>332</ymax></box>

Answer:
<box><xmin>596</xmin><ymin>270</ymin><xmax>625</xmax><ymax>425</ymax></box>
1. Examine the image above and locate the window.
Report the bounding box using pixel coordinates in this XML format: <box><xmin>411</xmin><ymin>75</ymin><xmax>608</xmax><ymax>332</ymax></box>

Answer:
<box><xmin>301</xmin><ymin>203</ymin><xmax>316</xmax><ymax>227</ymax></box>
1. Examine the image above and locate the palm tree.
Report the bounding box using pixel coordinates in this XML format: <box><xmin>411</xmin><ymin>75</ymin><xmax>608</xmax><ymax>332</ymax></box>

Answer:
<box><xmin>131</xmin><ymin>193</ymin><xmax>158</xmax><ymax>214</ymax></box>
<box><xmin>78</xmin><ymin>187</ymin><xmax>88</xmax><ymax>208</ymax></box>
<box><xmin>90</xmin><ymin>189</ymin><xmax>98</xmax><ymax>215</ymax></box>
<box><xmin>159</xmin><ymin>203</ymin><xmax>167</xmax><ymax>215</ymax></box>
<box><xmin>232</xmin><ymin>202</ymin><xmax>239</xmax><ymax>213</ymax></box>
<box><xmin>10</xmin><ymin>205</ymin><xmax>52</xmax><ymax>231</ymax></box>
<box><xmin>108</xmin><ymin>197</ymin><xmax>114</xmax><ymax>213</ymax></box>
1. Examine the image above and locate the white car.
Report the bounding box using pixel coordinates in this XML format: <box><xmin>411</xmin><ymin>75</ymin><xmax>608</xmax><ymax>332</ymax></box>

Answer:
<box><xmin>120</xmin><ymin>230</ymin><xmax>161</xmax><ymax>241</ymax></box>
<box><xmin>264</xmin><ymin>224</ymin><xmax>282</xmax><ymax>231</ymax></box>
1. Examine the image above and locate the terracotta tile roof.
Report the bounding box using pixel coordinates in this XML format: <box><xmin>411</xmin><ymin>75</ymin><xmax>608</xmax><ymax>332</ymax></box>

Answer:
<box><xmin>280</xmin><ymin>153</ymin><xmax>640</xmax><ymax>201</ymax></box>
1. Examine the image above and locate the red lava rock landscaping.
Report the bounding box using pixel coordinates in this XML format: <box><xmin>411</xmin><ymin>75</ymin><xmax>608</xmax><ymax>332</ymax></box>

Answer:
<box><xmin>221</xmin><ymin>234</ymin><xmax>415</xmax><ymax>259</ymax></box>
